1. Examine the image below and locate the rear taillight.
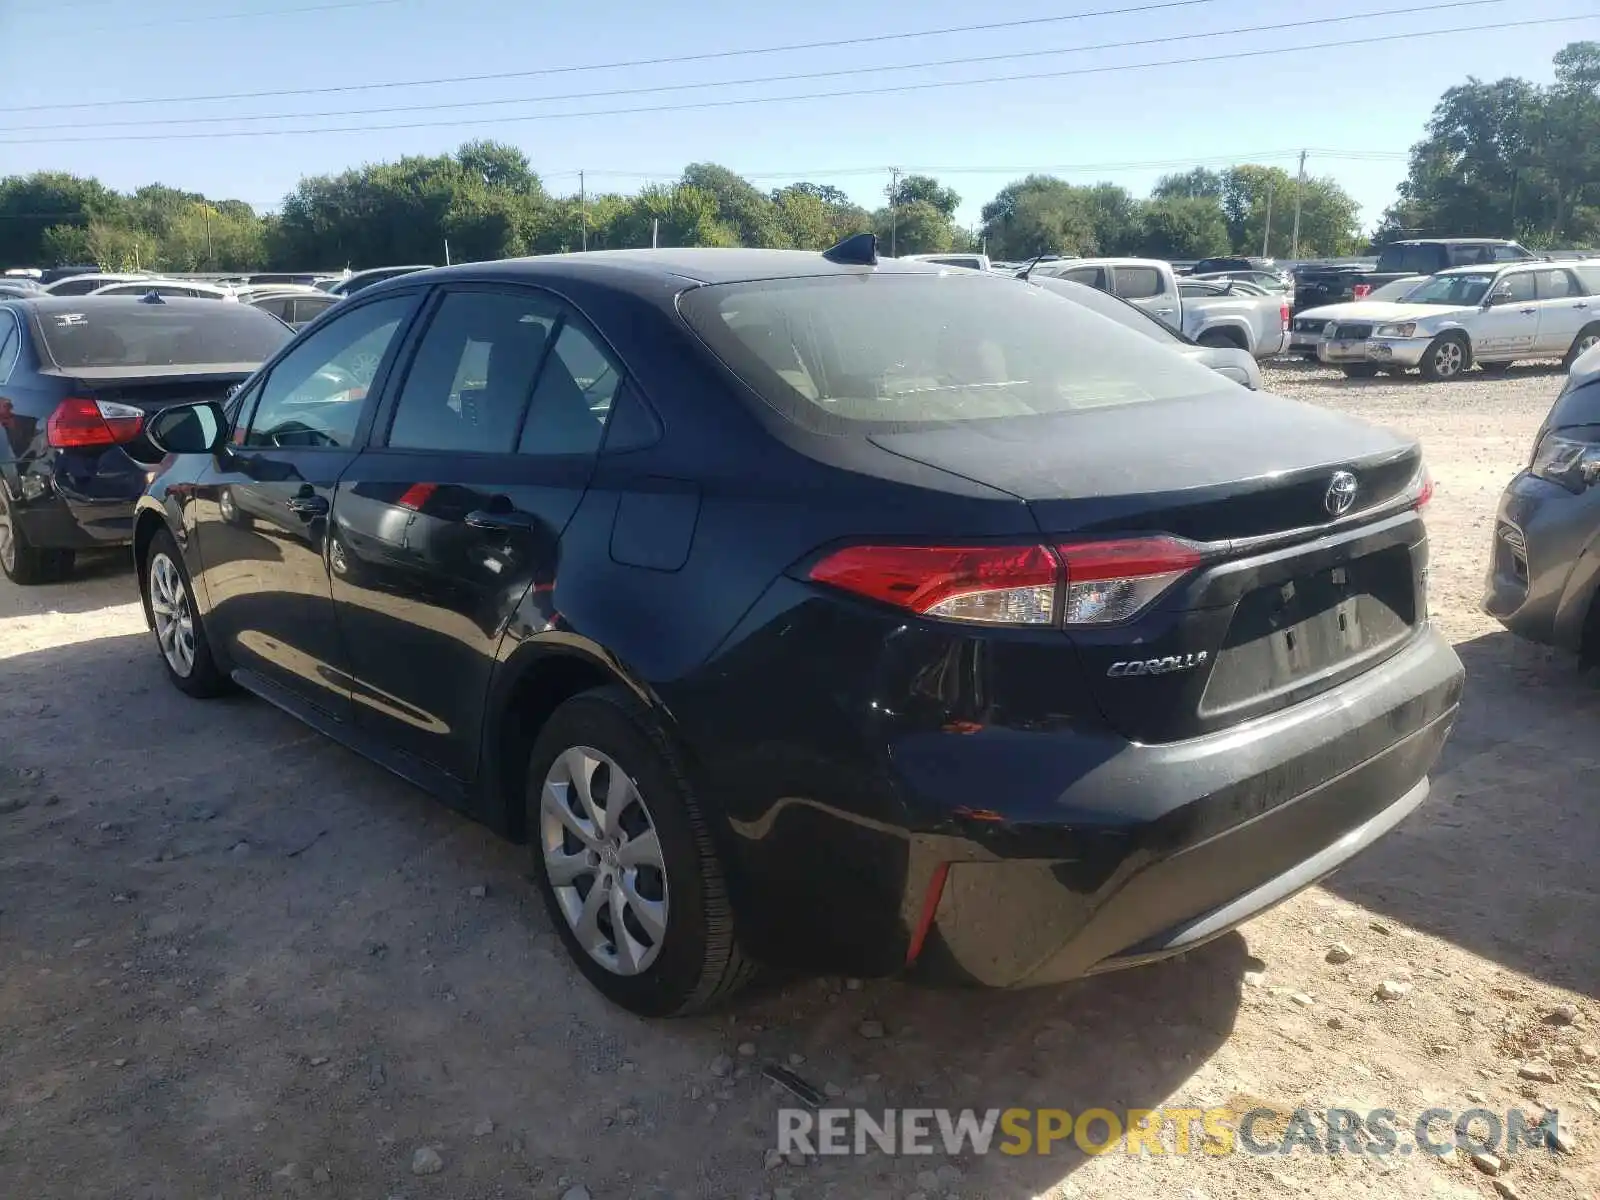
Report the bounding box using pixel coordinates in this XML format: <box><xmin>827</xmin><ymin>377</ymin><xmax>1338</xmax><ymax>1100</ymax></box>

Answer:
<box><xmin>1413</xmin><ymin>467</ymin><xmax>1433</xmax><ymax>510</ymax></box>
<box><xmin>1352</xmin><ymin>284</ymin><xmax>1373</xmax><ymax>300</ymax></box>
<box><xmin>46</xmin><ymin>397</ymin><xmax>145</xmax><ymax>448</ymax></box>
<box><xmin>397</xmin><ymin>482</ymin><xmax>437</xmax><ymax>511</ymax></box>
<box><xmin>806</xmin><ymin>535</ymin><xmax>1203</xmax><ymax>628</ymax></box>
<box><xmin>1279</xmin><ymin>300</ymin><xmax>1290</xmax><ymax>329</ymax></box>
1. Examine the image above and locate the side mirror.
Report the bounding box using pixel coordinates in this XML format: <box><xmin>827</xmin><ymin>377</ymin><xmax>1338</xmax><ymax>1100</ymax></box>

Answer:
<box><xmin>1484</xmin><ymin>289</ymin><xmax>1512</xmax><ymax>308</ymax></box>
<box><xmin>147</xmin><ymin>401</ymin><xmax>227</xmax><ymax>455</ymax></box>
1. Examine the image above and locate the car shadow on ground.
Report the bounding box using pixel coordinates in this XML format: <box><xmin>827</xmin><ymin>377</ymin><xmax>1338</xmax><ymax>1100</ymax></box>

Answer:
<box><xmin>1325</xmin><ymin>629</ymin><xmax>1600</xmax><ymax>997</ymax></box>
<box><xmin>1264</xmin><ymin>356</ymin><xmax>1568</xmax><ymax>390</ymax></box>
<box><xmin>0</xmin><ymin>549</ymin><xmax>137</xmax><ymax>617</ymax></box>
<box><xmin>0</xmin><ymin>628</ymin><xmax>1247</xmax><ymax>1199</ymax></box>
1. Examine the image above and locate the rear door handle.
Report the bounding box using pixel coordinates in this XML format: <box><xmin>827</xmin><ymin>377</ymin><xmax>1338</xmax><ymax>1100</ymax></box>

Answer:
<box><xmin>1518</xmin><ymin>307</ymin><xmax>1537</xmax><ymax>314</ymax></box>
<box><xmin>286</xmin><ymin>494</ymin><xmax>328</xmax><ymax>516</ymax></box>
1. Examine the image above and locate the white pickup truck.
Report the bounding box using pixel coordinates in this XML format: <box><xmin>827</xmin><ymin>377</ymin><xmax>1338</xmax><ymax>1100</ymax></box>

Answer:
<box><xmin>1316</xmin><ymin>261</ymin><xmax>1600</xmax><ymax>379</ymax></box>
<box><xmin>1026</xmin><ymin>256</ymin><xmax>1289</xmax><ymax>359</ymax></box>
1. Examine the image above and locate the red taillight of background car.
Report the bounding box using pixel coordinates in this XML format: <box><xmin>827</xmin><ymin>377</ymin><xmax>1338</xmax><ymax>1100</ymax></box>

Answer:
<box><xmin>806</xmin><ymin>536</ymin><xmax>1203</xmax><ymax>627</ymax></box>
<box><xmin>1413</xmin><ymin>468</ymin><xmax>1434</xmax><ymax>510</ymax></box>
<box><xmin>46</xmin><ymin>397</ymin><xmax>145</xmax><ymax>448</ymax></box>
<box><xmin>1352</xmin><ymin>284</ymin><xmax>1373</xmax><ymax>300</ymax></box>
<box><xmin>396</xmin><ymin>482</ymin><xmax>438</xmax><ymax>511</ymax></box>
<box><xmin>1279</xmin><ymin>300</ymin><xmax>1291</xmax><ymax>329</ymax></box>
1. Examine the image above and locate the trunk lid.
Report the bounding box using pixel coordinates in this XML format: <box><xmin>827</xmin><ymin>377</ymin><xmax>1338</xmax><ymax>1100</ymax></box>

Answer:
<box><xmin>870</xmin><ymin>389</ymin><xmax>1428</xmax><ymax>742</ymax></box>
<box><xmin>868</xmin><ymin>388</ymin><xmax>1420</xmax><ymax>542</ymax></box>
<box><xmin>43</xmin><ymin>366</ymin><xmax>253</xmax><ymax>463</ymax></box>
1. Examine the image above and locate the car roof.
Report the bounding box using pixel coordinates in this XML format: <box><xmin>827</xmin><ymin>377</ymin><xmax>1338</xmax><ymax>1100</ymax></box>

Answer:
<box><xmin>1435</xmin><ymin>262</ymin><xmax>1537</xmax><ymax>276</ymax></box>
<box><xmin>1392</xmin><ymin>237</ymin><xmax>1517</xmax><ymax>245</ymax></box>
<box><xmin>6</xmin><ymin>295</ymin><xmax>261</xmax><ymax>314</ymax></box>
<box><xmin>363</xmin><ymin>248</ymin><xmax>958</xmax><ymax>296</ymax></box>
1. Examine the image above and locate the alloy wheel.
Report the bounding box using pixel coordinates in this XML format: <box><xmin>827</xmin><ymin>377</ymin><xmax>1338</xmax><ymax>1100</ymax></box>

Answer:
<box><xmin>1577</xmin><ymin>333</ymin><xmax>1600</xmax><ymax>360</ymax></box>
<box><xmin>149</xmin><ymin>552</ymin><xmax>197</xmax><ymax>677</ymax></box>
<box><xmin>0</xmin><ymin>500</ymin><xmax>14</xmax><ymax>576</ymax></box>
<box><xmin>1432</xmin><ymin>340</ymin><xmax>1464</xmax><ymax>378</ymax></box>
<box><xmin>540</xmin><ymin>745</ymin><xmax>669</xmax><ymax>976</ymax></box>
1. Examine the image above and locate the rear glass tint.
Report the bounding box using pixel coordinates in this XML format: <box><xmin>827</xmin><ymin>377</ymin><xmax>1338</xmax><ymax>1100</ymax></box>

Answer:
<box><xmin>36</xmin><ymin>303</ymin><xmax>292</xmax><ymax>369</ymax></box>
<box><xmin>678</xmin><ymin>272</ymin><xmax>1228</xmax><ymax>431</ymax></box>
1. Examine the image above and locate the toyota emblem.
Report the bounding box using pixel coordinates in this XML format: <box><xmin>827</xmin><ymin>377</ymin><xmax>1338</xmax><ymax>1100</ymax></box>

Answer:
<box><xmin>1324</xmin><ymin>470</ymin><xmax>1358</xmax><ymax>517</ymax></box>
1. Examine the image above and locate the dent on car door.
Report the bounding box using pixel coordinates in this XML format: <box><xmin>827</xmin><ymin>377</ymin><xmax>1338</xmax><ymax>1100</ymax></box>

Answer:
<box><xmin>331</xmin><ymin>285</ymin><xmax>615</xmax><ymax>782</ymax></box>
<box><xmin>192</xmin><ymin>291</ymin><xmax>422</xmax><ymax>717</ymax></box>
<box><xmin>1533</xmin><ymin>268</ymin><xmax>1589</xmax><ymax>353</ymax></box>
<box><xmin>1476</xmin><ymin>271</ymin><xmax>1539</xmax><ymax>355</ymax></box>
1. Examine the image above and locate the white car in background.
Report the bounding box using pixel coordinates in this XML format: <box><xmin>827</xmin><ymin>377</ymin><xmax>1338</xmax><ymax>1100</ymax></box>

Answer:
<box><xmin>897</xmin><ymin>252</ymin><xmax>992</xmax><ymax>271</ymax></box>
<box><xmin>1290</xmin><ymin>276</ymin><xmax>1429</xmax><ymax>360</ymax></box>
<box><xmin>89</xmin><ymin>279</ymin><xmax>237</xmax><ymax>300</ymax></box>
<box><xmin>1318</xmin><ymin>262</ymin><xmax>1600</xmax><ymax>379</ymax></box>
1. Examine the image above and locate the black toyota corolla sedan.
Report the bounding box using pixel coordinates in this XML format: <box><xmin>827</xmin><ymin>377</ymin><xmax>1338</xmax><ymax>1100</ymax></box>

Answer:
<box><xmin>0</xmin><ymin>295</ymin><xmax>292</xmax><ymax>583</ymax></box>
<box><xmin>131</xmin><ymin>238</ymin><xmax>1463</xmax><ymax>1017</ymax></box>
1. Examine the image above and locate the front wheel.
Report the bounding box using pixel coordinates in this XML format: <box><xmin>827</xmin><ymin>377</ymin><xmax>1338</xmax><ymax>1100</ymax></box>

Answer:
<box><xmin>525</xmin><ymin>686</ymin><xmax>754</xmax><ymax>1017</ymax></box>
<box><xmin>1421</xmin><ymin>334</ymin><xmax>1469</xmax><ymax>381</ymax></box>
<box><xmin>142</xmin><ymin>530</ymin><xmax>231</xmax><ymax>697</ymax></box>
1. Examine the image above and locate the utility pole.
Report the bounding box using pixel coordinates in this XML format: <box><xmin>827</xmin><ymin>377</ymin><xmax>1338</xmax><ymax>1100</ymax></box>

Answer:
<box><xmin>1289</xmin><ymin>149</ymin><xmax>1307</xmax><ymax>260</ymax></box>
<box><xmin>444</xmin><ymin>238</ymin><xmax>451</xmax><ymax>266</ymax></box>
<box><xmin>1261</xmin><ymin>184</ymin><xmax>1273</xmax><ymax>258</ymax></box>
<box><xmin>652</xmin><ymin>218</ymin><xmax>659</xmax><ymax>249</ymax></box>
<box><xmin>579</xmin><ymin>170</ymin><xmax>588</xmax><ymax>252</ymax></box>
<box><xmin>204</xmin><ymin>206</ymin><xmax>213</xmax><ymax>270</ymax></box>
<box><xmin>889</xmin><ymin>166</ymin><xmax>901</xmax><ymax>257</ymax></box>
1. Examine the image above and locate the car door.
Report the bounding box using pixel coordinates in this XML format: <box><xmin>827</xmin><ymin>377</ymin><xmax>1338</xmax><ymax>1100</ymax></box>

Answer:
<box><xmin>1113</xmin><ymin>264</ymin><xmax>1179</xmax><ymax>330</ymax></box>
<box><xmin>191</xmin><ymin>290</ymin><xmax>422</xmax><ymax>720</ymax></box>
<box><xmin>1532</xmin><ymin>267</ymin><xmax>1590</xmax><ymax>354</ymax></box>
<box><xmin>330</xmin><ymin>283</ymin><xmax>614</xmax><ymax>780</ymax></box>
<box><xmin>1474</xmin><ymin>269</ymin><xmax>1539</xmax><ymax>358</ymax></box>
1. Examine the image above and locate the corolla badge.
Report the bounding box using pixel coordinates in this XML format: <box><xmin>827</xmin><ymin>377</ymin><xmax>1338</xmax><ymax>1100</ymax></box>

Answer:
<box><xmin>1107</xmin><ymin>651</ymin><xmax>1208</xmax><ymax>677</ymax></box>
<box><xmin>1324</xmin><ymin>470</ymin><xmax>1358</xmax><ymax>517</ymax></box>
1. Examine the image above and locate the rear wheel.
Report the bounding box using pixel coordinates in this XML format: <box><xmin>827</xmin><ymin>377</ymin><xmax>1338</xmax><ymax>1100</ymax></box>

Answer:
<box><xmin>525</xmin><ymin>686</ymin><xmax>754</xmax><ymax>1017</ymax></box>
<box><xmin>1340</xmin><ymin>364</ymin><xmax>1380</xmax><ymax>379</ymax></box>
<box><xmin>1421</xmin><ymin>333</ymin><xmax>1469</xmax><ymax>381</ymax></box>
<box><xmin>0</xmin><ymin>495</ymin><xmax>73</xmax><ymax>585</ymax></box>
<box><xmin>1565</xmin><ymin>324</ymin><xmax>1600</xmax><ymax>372</ymax></box>
<box><xmin>142</xmin><ymin>529</ymin><xmax>230</xmax><ymax>698</ymax></box>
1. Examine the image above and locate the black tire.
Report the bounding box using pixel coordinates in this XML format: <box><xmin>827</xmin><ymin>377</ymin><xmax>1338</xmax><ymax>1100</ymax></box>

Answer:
<box><xmin>1420</xmin><ymin>333</ymin><xmax>1470</xmax><ymax>381</ymax></box>
<box><xmin>524</xmin><ymin>686</ymin><xmax>754</xmax><ymax>1017</ymax></box>
<box><xmin>141</xmin><ymin>528</ymin><xmax>231</xmax><ymax>698</ymax></box>
<box><xmin>1478</xmin><ymin>360</ymin><xmax>1512</xmax><ymax>375</ymax></box>
<box><xmin>0</xmin><ymin>494</ymin><xmax>73</xmax><ymax>585</ymax></box>
<box><xmin>1564</xmin><ymin>324</ymin><xmax>1600</xmax><ymax>372</ymax></box>
<box><xmin>1341</xmin><ymin>364</ymin><xmax>1380</xmax><ymax>379</ymax></box>
<box><xmin>1381</xmin><ymin>366</ymin><xmax>1409</xmax><ymax>377</ymax></box>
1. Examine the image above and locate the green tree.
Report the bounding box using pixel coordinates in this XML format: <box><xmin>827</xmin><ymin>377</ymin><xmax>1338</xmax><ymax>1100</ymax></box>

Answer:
<box><xmin>1221</xmin><ymin>164</ymin><xmax>1360</xmax><ymax>257</ymax></box>
<box><xmin>0</xmin><ymin>171</ymin><xmax>127</xmax><ymax>267</ymax></box>
<box><xmin>980</xmin><ymin>176</ymin><xmax>1097</xmax><ymax>259</ymax></box>
<box><xmin>890</xmin><ymin>174</ymin><xmax>959</xmax><ymax>218</ymax></box>
<box><xmin>680</xmin><ymin>163</ymin><xmax>787</xmax><ymax>246</ymax></box>
<box><xmin>610</xmin><ymin>184</ymin><xmax>739</xmax><ymax>249</ymax></box>
<box><xmin>874</xmin><ymin>199</ymin><xmax>954</xmax><ymax>255</ymax></box>
<box><xmin>1138</xmin><ymin>196</ymin><xmax>1230</xmax><ymax>259</ymax></box>
<box><xmin>1152</xmin><ymin>167</ymin><xmax>1224</xmax><ymax>201</ymax></box>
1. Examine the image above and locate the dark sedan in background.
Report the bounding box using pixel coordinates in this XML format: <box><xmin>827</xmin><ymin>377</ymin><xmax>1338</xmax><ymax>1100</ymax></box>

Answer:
<box><xmin>132</xmin><ymin>238</ymin><xmax>1460</xmax><ymax>1017</ymax></box>
<box><xmin>1484</xmin><ymin>343</ymin><xmax>1600</xmax><ymax>659</ymax></box>
<box><xmin>0</xmin><ymin>296</ymin><xmax>292</xmax><ymax>583</ymax></box>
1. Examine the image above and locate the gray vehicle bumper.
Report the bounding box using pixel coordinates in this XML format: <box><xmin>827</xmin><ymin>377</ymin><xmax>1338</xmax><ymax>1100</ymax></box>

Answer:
<box><xmin>1319</xmin><ymin>337</ymin><xmax>1431</xmax><ymax>369</ymax></box>
<box><xmin>1482</xmin><ymin>471</ymin><xmax>1600</xmax><ymax>651</ymax></box>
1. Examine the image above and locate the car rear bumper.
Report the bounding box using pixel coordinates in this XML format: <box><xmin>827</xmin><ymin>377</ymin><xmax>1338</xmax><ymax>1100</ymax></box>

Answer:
<box><xmin>1482</xmin><ymin>471</ymin><xmax>1600</xmax><ymax>651</ymax></box>
<box><xmin>4</xmin><ymin>451</ymin><xmax>148</xmax><ymax>549</ymax></box>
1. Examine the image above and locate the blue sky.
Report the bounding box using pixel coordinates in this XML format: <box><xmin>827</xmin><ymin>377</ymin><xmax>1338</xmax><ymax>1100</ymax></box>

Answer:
<box><xmin>0</xmin><ymin>0</ymin><xmax>1591</xmax><ymax>232</ymax></box>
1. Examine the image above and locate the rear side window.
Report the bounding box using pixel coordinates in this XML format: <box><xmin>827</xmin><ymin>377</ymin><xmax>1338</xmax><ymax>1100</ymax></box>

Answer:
<box><xmin>518</xmin><ymin>323</ymin><xmax>618</xmax><ymax>457</ymax></box>
<box><xmin>679</xmin><ymin>272</ymin><xmax>1228</xmax><ymax>431</ymax></box>
<box><xmin>35</xmin><ymin>303</ymin><xmax>291</xmax><ymax>369</ymax></box>
<box><xmin>387</xmin><ymin>291</ymin><xmax>558</xmax><ymax>453</ymax></box>
<box><xmin>1575</xmin><ymin>265</ymin><xmax>1600</xmax><ymax>296</ymax></box>
<box><xmin>252</xmin><ymin>297</ymin><xmax>291</xmax><ymax>321</ymax></box>
<box><xmin>1378</xmin><ymin>244</ymin><xmax>1445</xmax><ymax>273</ymax></box>
<box><xmin>1493</xmin><ymin>245</ymin><xmax>1532</xmax><ymax>262</ymax></box>
<box><xmin>0</xmin><ymin>314</ymin><xmax>20</xmax><ymax>381</ymax></box>
<box><xmin>292</xmin><ymin>296</ymin><xmax>335</xmax><ymax>324</ymax></box>
<box><xmin>1537</xmin><ymin>269</ymin><xmax>1578</xmax><ymax>300</ymax></box>
<box><xmin>1113</xmin><ymin>266</ymin><xmax>1164</xmax><ymax>300</ymax></box>
<box><xmin>1054</xmin><ymin>266</ymin><xmax>1105</xmax><ymax>290</ymax></box>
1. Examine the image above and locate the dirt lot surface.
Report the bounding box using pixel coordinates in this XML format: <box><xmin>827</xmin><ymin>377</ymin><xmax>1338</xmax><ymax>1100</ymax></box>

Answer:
<box><xmin>2</xmin><ymin>360</ymin><xmax>1597</xmax><ymax>1200</ymax></box>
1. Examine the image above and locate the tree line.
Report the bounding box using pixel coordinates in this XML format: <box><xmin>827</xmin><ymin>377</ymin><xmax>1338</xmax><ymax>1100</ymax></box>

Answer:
<box><xmin>2</xmin><ymin>42</ymin><xmax>1594</xmax><ymax>273</ymax></box>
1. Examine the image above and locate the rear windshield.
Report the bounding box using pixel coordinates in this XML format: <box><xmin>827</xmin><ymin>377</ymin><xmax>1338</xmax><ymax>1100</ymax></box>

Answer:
<box><xmin>35</xmin><ymin>303</ymin><xmax>292</xmax><ymax>369</ymax></box>
<box><xmin>678</xmin><ymin>273</ymin><xmax>1228</xmax><ymax>431</ymax></box>
<box><xmin>1376</xmin><ymin>244</ymin><xmax>1447</xmax><ymax>274</ymax></box>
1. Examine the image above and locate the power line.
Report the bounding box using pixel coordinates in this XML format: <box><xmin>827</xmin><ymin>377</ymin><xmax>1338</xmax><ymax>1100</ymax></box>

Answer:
<box><xmin>0</xmin><ymin>0</ymin><xmax>1508</xmax><ymax>133</ymax></box>
<box><xmin>14</xmin><ymin>0</ymin><xmax>403</xmax><ymax>35</ymax></box>
<box><xmin>0</xmin><ymin>14</ymin><xmax>1583</xmax><ymax>146</ymax></box>
<box><xmin>2</xmin><ymin>0</ymin><xmax>1236</xmax><ymax>113</ymax></box>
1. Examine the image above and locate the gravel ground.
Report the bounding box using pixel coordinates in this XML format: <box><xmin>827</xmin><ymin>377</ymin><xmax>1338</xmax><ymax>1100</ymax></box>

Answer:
<box><xmin>2</xmin><ymin>360</ymin><xmax>1597</xmax><ymax>1200</ymax></box>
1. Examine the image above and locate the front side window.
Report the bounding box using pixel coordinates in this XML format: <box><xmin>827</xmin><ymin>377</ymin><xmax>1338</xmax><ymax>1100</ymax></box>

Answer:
<box><xmin>0</xmin><ymin>315</ymin><xmax>19</xmax><ymax>382</ymax></box>
<box><xmin>1494</xmin><ymin>272</ymin><xmax>1537</xmax><ymax>304</ymax></box>
<box><xmin>243</xmin><ymin>294</ymin><xmax>414</xmax><ymax>450</ymax></box>
<box><xmin>388</xmin><ymin>291</ymin><xmax>558</xmax><ymax>454</ymax></box>
<box><xmin>679</xmin><ymin>272</ymin><xmax>1228</xmax><ymax>432</ymax></box>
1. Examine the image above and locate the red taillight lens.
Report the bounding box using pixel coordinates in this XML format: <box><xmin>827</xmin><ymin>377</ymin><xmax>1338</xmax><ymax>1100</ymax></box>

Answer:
<box><xmin>1056</xmin><ymin>536</ymin><xmax>1203</xmax><ymax>625</ymax></box>
<box><xmin>46</xmin><ymin>397</ymin><xmax>144</xmax><ymax>448</ymax></box>
<box><xmin>396</xmin><ymin>482</ymin><xmax>437</xmax><ymax>511</ymax></box>
<box><xmin>808</xmin><ymin>544</ymin><xmax>1059</xmax><ymax>625</ymax></box>
<box><xmin>1352</xmin><ymin>284</ymin><xmax>1373</xmax><ymax>300</ymax></box>
<box><xmin>807</xmin><ymin>536</ymin><xmax>1202</xmax><ymax>628</ymax></box>
<box><xmin>1413</xmin><ymin>468</ymin><xmax>1433</xmax><ymax>510</ymax></box>
<box><xmin>1280</xmin><ymin>300</ymin><xmax>1291</xmax><ymax>328</ymax></box>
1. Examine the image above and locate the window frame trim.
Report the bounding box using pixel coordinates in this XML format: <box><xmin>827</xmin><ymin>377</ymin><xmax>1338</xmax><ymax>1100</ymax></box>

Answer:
<box><xmin>237</xmin><ymin>286</ymin><xmax>426</xmax><ymax>453</ymax></box>
<box><xmin>0</xmin><ymin>309</ymin><xmax>20</xmax><ymax>384</ymax></box>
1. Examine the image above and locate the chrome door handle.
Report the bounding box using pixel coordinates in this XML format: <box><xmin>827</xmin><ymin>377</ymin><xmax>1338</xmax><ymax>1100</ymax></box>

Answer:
<box><xmin>286</xmin><ymin>494</ymin><xmax>328</xmax><ymax>516</ymax></box>
<box><xmin>1518</xmin><ymin>307</ymin><xmax>1536</xmax><ymax>314</ymax></box>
